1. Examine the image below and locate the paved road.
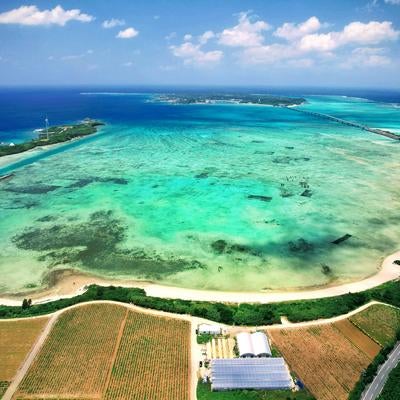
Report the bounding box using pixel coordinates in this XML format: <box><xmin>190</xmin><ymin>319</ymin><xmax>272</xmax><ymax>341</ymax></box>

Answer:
<box><xmin>1</xmin><ymin>299</ymin><xmax>399</xmax><ymax>400</ymax></box>
<box><xmin>362</xmin><ymin>341</ymin><xmax>400</xmax><ymax>400</ymax></box>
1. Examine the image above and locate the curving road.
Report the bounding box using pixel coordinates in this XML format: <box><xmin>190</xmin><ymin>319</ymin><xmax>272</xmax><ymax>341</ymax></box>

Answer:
<box><xmin>1</xmin><ymin>299</ymin><xmax>399</xmax><ymax>400</ymax></box>
<box><xmin>361</xmin><ymin>341</ymin><xmax>400</xmax><ymax>400</ymax></box>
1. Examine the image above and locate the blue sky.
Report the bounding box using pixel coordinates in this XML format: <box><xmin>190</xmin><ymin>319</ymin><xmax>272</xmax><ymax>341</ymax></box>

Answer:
<box><xmin>0</xmin><ymin>0</ymin><xmax>399</xmax><ymax>87</ymax></box>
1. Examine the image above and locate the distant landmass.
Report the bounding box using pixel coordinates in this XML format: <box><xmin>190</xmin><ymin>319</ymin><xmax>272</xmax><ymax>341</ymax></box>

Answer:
<box><xmin>154</xmin><ymin>93</ymin><xmax>306</xmax><ymax>106</ymax></box>
<box><xmin>0</xmin><ymin>119</ymin><xmax>104</xmax><ymax>158</ymax></box>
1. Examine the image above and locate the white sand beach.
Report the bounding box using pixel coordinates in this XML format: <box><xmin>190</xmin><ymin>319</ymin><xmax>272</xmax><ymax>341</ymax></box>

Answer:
<box><xmin>0</xmin><ymin>250</ymin><xmax>398</xmax><ymax>307</ymax></box>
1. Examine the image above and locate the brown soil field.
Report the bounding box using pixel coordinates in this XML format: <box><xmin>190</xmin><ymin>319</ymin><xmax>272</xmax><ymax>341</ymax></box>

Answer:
<box><xmin>16</xmin><ymin>304</ymin><xmax>127</xmax><ymax>399</ymax></box>
<box><xmin>334</xmin><ymin>319</ymin><xmax>381</xmax><ymax>359</ymax></box>
<box><xmin>104</xmin><ymin>311</ymin><xmax>190</xmax><ymax>400</ymax></box>
<box><xmin>268</xmin><ymin>323</ymin><xmax>375</xmax><ymax>400</ymax></box>
<box><xmin>14</xmin><ymin>304</ymin><xmax>191</xmax><ymax>400</ymax></box>
<box><xmin>350</xmin><ymin>304</ymin><xmax>400</xmax><ymax>346</ymax></box>
<box><xmin>0</xmin><ymin>317</ymin><xmax>49</xmax><ymax>382</ymax></box>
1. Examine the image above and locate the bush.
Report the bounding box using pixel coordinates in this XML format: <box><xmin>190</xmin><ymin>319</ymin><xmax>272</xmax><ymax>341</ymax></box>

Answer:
<box><xmin>1</xmin><ymin>280</ymin><xmax>400</xmax><ymax>328</ymax></box>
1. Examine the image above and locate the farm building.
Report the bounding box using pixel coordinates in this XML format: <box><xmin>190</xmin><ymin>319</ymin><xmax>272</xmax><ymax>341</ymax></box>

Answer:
<box><xmin>236</xmin><ymin>332</ymin><xmax>272</xmax><ymax>358</ymax></box>
<box><xmin>211</xmin><ymin>358</ymin><xmax>293</xmax><ymax>391</ymax></box>
<box><xmin>198</xmin><ymin>324</ymin><xmax>222</xmax><ymax>335</ymax></box>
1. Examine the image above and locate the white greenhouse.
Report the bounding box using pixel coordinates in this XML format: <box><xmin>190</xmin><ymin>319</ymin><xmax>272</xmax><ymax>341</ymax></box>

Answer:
<box><xmin>236</xmin><ymin>332</ymin><xmax>272</xmax><ymax>358</ymax></box>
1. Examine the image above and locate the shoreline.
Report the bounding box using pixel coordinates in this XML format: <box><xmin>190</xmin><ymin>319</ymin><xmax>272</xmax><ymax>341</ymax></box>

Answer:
<box><xmin>0</xmin><ymin>121</ymin><xmax>104</xmax><ymax>170</ymax></box>
<box><xmin>0</xmin><ymin>140</ymin><xmax>71</xmax><ymax>169</ymax></box>
<box><xmin>0</xmin><ymin>250</ymin><xmax>399</xmax><ymax>307</ymax></box>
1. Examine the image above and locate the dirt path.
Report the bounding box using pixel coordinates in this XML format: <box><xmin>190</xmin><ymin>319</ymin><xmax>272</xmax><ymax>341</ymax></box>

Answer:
<box><xmin>1</xmin><ymin>299</ymin><xmax>398</xmax><ymax>400</ymax></box>
<box><xmin>2</xmin><ymin>313</ymin><xmax>59</xmax><ymax>400</ymax></box>
<box><xmin>102</xmin><ymin>308</ymin><xmax>129</xmax><ymax>398</ymax></box>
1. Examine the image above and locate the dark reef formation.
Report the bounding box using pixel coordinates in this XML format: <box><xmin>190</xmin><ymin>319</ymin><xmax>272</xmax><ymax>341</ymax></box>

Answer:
<box><xmin>13</xmin><ymin>210</ymin><xmax>203</xmax><ymax>279</ymax></box>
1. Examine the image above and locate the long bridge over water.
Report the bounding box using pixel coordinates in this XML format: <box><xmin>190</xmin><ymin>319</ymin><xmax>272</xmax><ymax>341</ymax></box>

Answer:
<box><xmin>286</xmin><ymin>107</ymin><xmax>400</xmax><ymax>141</ymax></box>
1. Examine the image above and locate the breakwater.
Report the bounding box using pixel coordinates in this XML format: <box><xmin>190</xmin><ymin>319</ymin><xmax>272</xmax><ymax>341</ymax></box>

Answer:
<box><xmin>287</xmin><ymin>107</ymin><xmax>400</xmax><ymax>141</ymax></box>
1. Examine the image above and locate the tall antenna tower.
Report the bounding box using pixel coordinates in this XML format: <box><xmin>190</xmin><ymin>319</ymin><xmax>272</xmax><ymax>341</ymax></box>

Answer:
<box><xmin>45</xmin><ymin>116</ymin><xmax>49</xmax><ymax>140</ymax></box>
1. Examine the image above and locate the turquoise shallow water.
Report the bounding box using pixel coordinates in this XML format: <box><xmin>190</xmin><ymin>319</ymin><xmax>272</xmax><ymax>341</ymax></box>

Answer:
<box><xmin>0</xmin><ymin>93</ymin><xmax>399</xmax><ymax>293</ymax></box>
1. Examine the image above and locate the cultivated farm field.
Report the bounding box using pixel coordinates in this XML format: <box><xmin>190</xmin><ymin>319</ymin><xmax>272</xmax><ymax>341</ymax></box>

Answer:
<box><xmin>350</xmin><ymin>304</ymin><xmax>400</xmax><ymax>346</ymax></box>
<box><xmin>334</xmin><ymin>319</ymin><xmax>380</xmax><ymax>358</ymax></box>
<box><xmin>268</xmin><ymin>322</ymin><xmax>380</xmax><ymax>400</ymax></box>
<box><xmin>104</xmin><ymin>311</ymin><xmax>190</xmax><ymax>400</ymax></box>
<box><xmin>16</xmin><ymin>303</ymin><xmax>127</xmax><ymax>399</ymax></box>
<box><xmin>14</xmin><ymin>303</ymin><xmax>191</xmax><ymax>400</ymax></box>
<box><xmin>0</xmin><ymin>317</ymin><xmax>49</xmax><ymax>397</ymax></box>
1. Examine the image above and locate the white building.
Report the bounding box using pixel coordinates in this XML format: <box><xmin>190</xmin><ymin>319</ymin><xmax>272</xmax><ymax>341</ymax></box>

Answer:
<box><xmin>236</xmin><ymin>331</ymin><xmax>272</xmax><ymax>358</ymax></box>
<box><xmin>198</xmin><ymin>324</ymin><xmax>222</xmax><ymax>335</ymax></box>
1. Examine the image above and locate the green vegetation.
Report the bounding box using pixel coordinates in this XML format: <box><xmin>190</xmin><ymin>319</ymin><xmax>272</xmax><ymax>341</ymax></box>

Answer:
<box><xmin>348</xmin><ymin>328</ymin><xmax>400</xmax><ymax>400</ymax></box>
<box><xmin>0</xmin><ymin>381</ymin><xmax>9</xmax><ymax>398</ymax></box>
<box><xmin>377</xmin><ymin>361</ymin><xmax>400</xmax><ymax>400</ymax></box>
<box><xmin>0</xmin><ymin>120</ymin><xmax>103</xmax><ymax>157</ymax></box>
<box><xmin>1</xmin><ymin>279</ymin><xmax>400</xmax><ymax>326</ymax></box>
<box><xmin>350</xmin><ymin>304</ymin><xmax>400</xmax><ymax>346</ymax></box>
<box><xmin>197</xmin><ymin>333</ymin><xmax>215</xmax><ymax>344</ymax></box>
<box><xmin>197</xmin><ymin>382</ymin><xmax>314</xmax><ymax>400</ymax></box>
<box><xmin>156</xmin><ymin>93</ymin><xmax>305</xmax><ymax>106</ymax></box>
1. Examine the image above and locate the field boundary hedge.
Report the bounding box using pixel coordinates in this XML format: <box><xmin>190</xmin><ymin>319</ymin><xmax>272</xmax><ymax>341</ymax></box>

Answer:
<box><xmin>0</xmin><ymin>279</ymin><xmax>399</xmax><ymax>326</ymax></box>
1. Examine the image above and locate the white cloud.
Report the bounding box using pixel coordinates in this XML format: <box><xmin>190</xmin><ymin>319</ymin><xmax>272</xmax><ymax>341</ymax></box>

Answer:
<box><xmin>184</xmin><ymin>34</ymin><xmax>193</xmax><ymax>41</ymax></box>
<box><xmin>288</xmin><ymin>58</ymin><xmax>315</xmax><ymax>68</ymax></box>
<box><xmin>116</xmin><ymin>27</ymin><xmax>139</xmax><ymax>39</ymax></box>
<box><xmin>165</xmin><ymin>32</ymin><xmax>177</xmax><ymax>41</ymax></box>
<box><xmin>340</xmin><ymin>21</ymin><xmax>399</xmax><ymax>44</ymax></box>
<box><xmin>299</xmin><ymin>21</ymin><xmax>399</xmax><ymax>52</ymax></box>
<box><xmin>0</xmin><ymin>5</ymin><xmax>93</xmax><ymax>26</ymax></box>
<box><xmin>274</xmin><ymin>17</ymin><xmax>322</xmax><ymax>41</ymax></box>
<box><xmin>170</xmin><ymin>42</ymin><xmax>223</xmax><ymax>66</ymax></box>
<box><xmin>298</xmin><ymin>32</ymin><xmax>337</xmax><ymax>52</ymax></box>
<box><xmin>241</xmin><ymin>44</ymin><xmax>299</xmax><ymax>64</ymax></box>
<box><xmin>122</xmin><ymin>61</ymin><xmax>134</xmax><ymax>67</ymax></box>
<box><xmin>102</xmin><ymin>18</ymin><xmax>125</xmax><ymax>29</ymax></box>
<box><xmin>61</xmin><ymin>49</ymin><xmax>93</xmax><ymax>61</ymax></box>
<box><xmin>219</xmin><ymin>12</ymin><xmax>270</xmax><ymax>47</ymax></box>
<box><xmin>153</xmin><ymin>15</ymin><xmax>160</xmax><ymax>20</ymax></box>
<box><xmin>341</xmin><ymin>47</ymin><xmax>391</xmax><ymax>68</ymax></box>
<box><xmin>199</xmin><ymin>30</ymin><xmax>215</xmax><ymax>44</ymax></box>
<box><xmin>385</xmin><ymin>0</ymin><xmax>400</xmax><ymax>4</ymax></box>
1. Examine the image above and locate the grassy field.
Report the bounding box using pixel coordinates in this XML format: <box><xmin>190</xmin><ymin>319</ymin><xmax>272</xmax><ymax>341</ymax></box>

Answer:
<box><xmin>0</xmin><ymin>316</ymin><xmax>48</xmax><ymax>396</ymax></box>
<box><xmin>197</xmin><ymin>382</ymin><xmax>314</xmax><ymax>400</ymax></box>
<box><xmin>268</xmin><ymin>321</ymin><xmax>380</xmax><ymax>400</ymax></box>
<box><xmin>350</xmin><ymin>304</ymin><xmax>400</xmax><ymax>346</ymax></box>
<box><xmin>14</xmin><ymin>303</ymin><xmax>191</xmax><ymax>400</ymax></box>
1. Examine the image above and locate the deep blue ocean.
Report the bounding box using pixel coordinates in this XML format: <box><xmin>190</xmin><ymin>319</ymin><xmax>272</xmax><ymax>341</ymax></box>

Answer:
<box><xmin>1</xmin><ymin>86</ymin><xmax>399</xmax><ymax>143</ymax></box>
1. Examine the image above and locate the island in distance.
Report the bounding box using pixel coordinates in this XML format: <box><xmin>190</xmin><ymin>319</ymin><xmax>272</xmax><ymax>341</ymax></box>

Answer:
<box><xmin>155</xmin><ymin>93</ymin><xmax>306</xmax><ymax>106</ymax></box>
